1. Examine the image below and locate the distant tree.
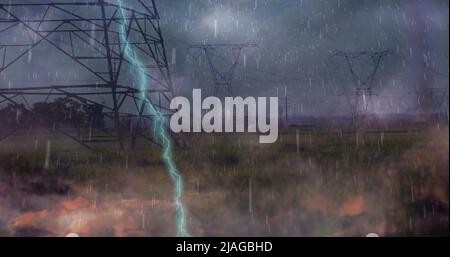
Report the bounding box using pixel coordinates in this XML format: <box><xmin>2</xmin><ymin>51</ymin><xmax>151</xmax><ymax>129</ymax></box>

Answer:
<box><xmin>0</xmin><ymin>103</ymin><xmax>30</xmax><ymax>129</ymax></box>
<box><xmin>0</xmin><ymin>98</ymin><xmax>105</xmax><ymax>130</ymax></box>
<box><xmin>32</xmin><ymin>98</ymin><xmax>84</xmax><ymax>128</ymax></box>
<box><xmin>83</xmin><ymin>103</ymin><xmax>104</xmax><ymax>129</ymax></box>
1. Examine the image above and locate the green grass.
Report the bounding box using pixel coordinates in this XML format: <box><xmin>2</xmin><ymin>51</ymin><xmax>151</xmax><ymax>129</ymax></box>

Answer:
<box><xmin>0</xmin><ymin>125</ymin><xmax>448</xmax><ymax>236</ymax></box>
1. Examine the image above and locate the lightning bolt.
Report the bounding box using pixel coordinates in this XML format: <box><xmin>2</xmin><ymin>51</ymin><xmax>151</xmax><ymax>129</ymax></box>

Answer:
<box><xmin>116</xmin><ymin>0</ymin><xmax>190</xmax><ymax>237</ymax></box>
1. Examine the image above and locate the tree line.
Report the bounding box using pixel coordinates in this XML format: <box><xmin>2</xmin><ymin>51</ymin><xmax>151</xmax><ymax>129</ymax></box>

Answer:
<box><xmin>0</xmin><ymin>98</ymin><xmax>104</xmax><ymax>130</ymax></box>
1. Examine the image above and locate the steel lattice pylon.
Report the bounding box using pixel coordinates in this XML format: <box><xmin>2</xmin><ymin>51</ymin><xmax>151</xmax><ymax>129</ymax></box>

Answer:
<box><xmin>189</xmin><ymin>43</ymin><xmax>256</xmax><ymax>97</ymax></box>
<box><xmin>333</xmin><ymin>50</ymin><xmax>392</xmax><ymax>123</ymax></box>
<box><xmin>411</xmin><ymin>87</ymin><xmax>449</xmax><ymax>122</ymax></box>
<box><xmin>0</xmin><ymin>0</ymin><xmax>173</xmax><ymax>149</ymax></box>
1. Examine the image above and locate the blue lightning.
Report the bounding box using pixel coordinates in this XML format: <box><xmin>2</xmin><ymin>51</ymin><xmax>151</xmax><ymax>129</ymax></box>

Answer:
<box><xmin>116</xmin><ymin>0</ymin><xmax>190</xmax><ymax>237</ymax></box>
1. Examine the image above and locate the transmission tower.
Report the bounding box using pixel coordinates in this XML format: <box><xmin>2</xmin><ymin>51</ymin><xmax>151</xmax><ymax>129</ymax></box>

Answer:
<box><xmin>411</xmin><ymin>87</ymin><xmax>449</xmax><ymax>122</ymax></box>
<box><xmin>413</xmin><ymin>88</ymin><xmax>448</xmax><ymax>111</ymax></box>
<box><xmin>0</xmin><ymin>0</ymin><xmax>173</xmax><ymax>150</ymax></box>
<box><xmin>189</xmin><ymin>43</ymin><xmax>256</xmax><ymax>97</ymax></box>
<box><xmin>333</xmin><ymin>50</ymin><xmax>392</xmax><ymax>123</ymax></box>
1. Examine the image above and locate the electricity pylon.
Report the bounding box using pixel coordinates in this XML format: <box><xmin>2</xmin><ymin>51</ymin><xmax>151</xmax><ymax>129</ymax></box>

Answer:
<box><xmin>189</xmin><ymin>43</ymin><xmax>257</xmax><ymax>97</ymax></box>
<box><xmin>411</xmin><ymin>87</ymin><xmax>449</xmax><ymax>123</ymax></box>
<box><xmin>333</xmin><ymin>50</ymin><xmax>393</xmax><ymax>123</ymax></box>
<box><xmin>0</xmin><ymin>0</ymin><xmax>173</xmax><ymax>149</ymax></box>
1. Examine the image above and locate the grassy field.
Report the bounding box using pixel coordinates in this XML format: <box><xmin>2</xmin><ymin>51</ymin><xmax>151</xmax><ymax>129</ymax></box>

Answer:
<box><xmin>0</xmin><ymin>125</ymin><xmax>448</xmax><ymax>236</ymax></box>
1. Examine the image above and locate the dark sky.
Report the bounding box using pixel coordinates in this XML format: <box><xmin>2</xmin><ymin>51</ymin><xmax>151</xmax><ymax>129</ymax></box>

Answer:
<box><xmin>1</xmin><ymin>0</ymin><xmax>448</xmax><ymax>117</ymax></box>
<box><xmin>156</xmin><ymin>0</ymin><xmax>449</xmax><ymax>116</ymax></box>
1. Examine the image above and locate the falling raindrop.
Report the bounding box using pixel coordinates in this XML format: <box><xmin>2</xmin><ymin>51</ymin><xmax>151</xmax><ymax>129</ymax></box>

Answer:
<box><xmin>171</xmin><ymin>48</ymin><xmax>177</xmax><ymax>65</ymax></box>
<box><xmin>44</xmin><ymin>140</ymin><xmax>51</xmax><ymax>169</ymax></box>
<box><xmin>27</xmin><ymin>50</ymin><xmax>32</xmax><ymax>63</ymax></box>
<box><xmin>214</xmin><ymin>20</ymin><xmax>218</xmax><ymax>38</ymax></box>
